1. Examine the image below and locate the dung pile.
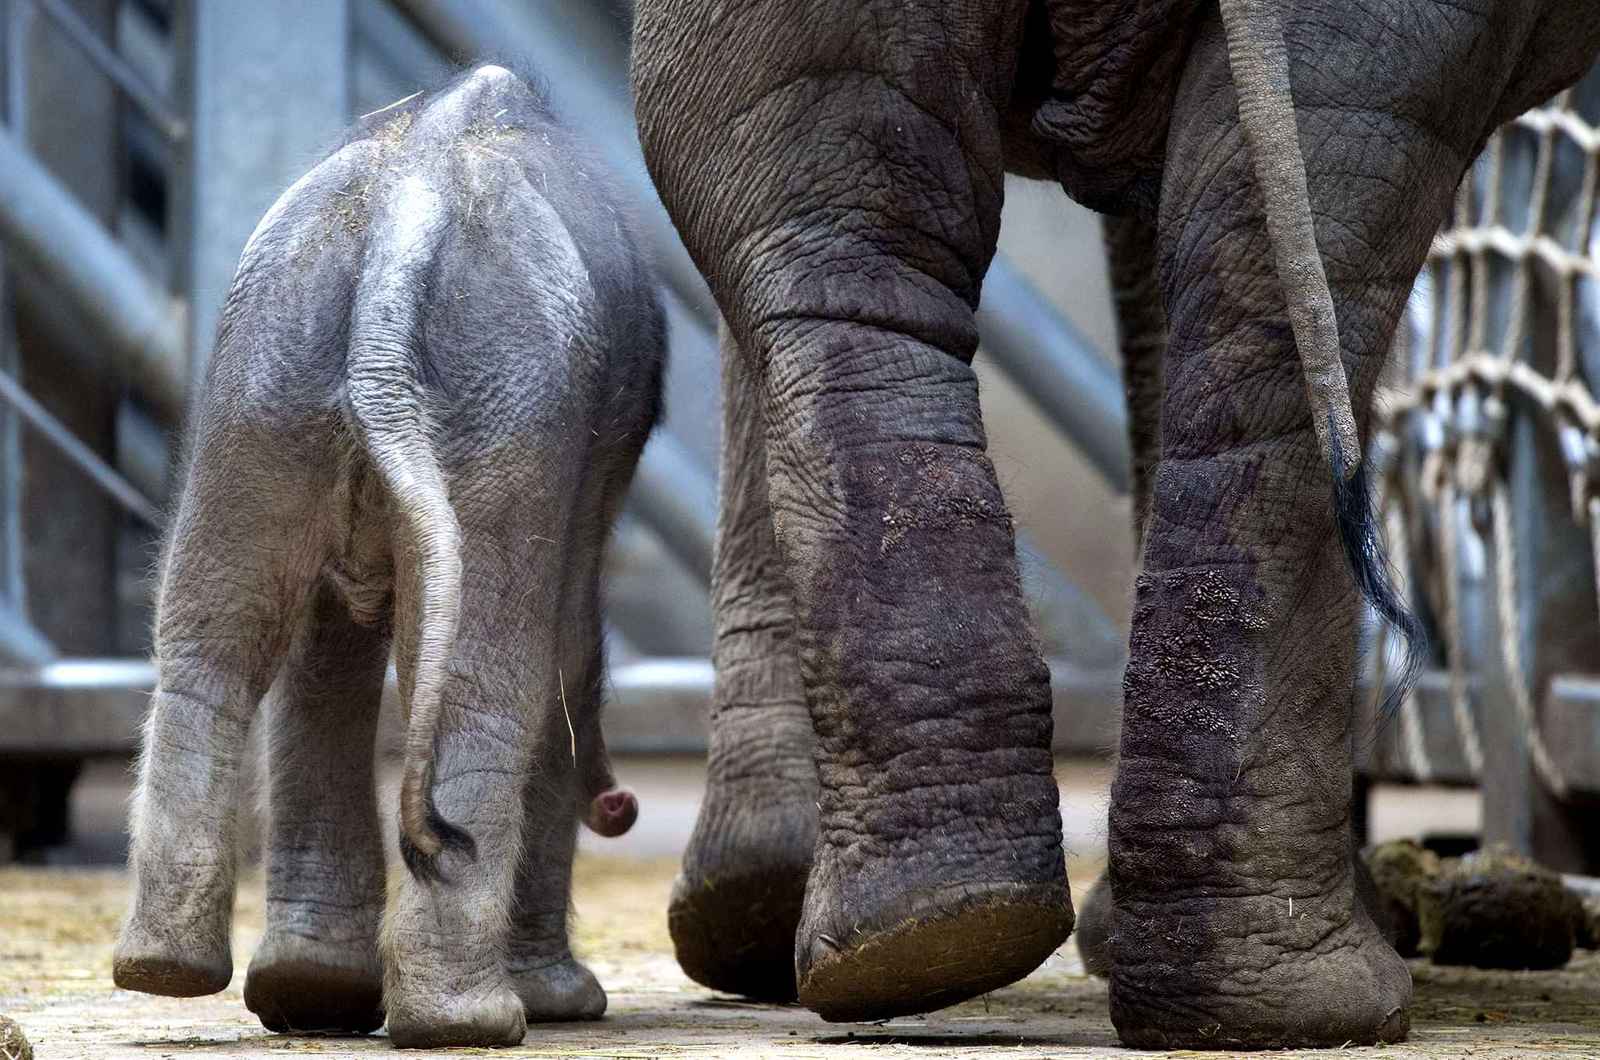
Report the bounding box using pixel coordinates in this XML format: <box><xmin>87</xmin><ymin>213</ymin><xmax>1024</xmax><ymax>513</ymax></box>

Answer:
<box><xmin>0</xmin><ymin>1015</ymin><xmax>32</xmax><ymax>1060</ymax></box>
<box><xmin>1363</xmin><ymin>840</ymin><xmax>1596</xmax><ymax>970</ymax></box>
<box><xmin>1363</xmin><ymin>837</ymin><xmax>1440</xmax><ymax>957</ymax></box>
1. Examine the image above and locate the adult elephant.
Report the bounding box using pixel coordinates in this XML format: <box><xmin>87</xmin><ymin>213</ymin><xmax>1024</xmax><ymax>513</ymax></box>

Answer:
<box><xmin>632</xmin><ymin>0</ymin><xmax>1600</xmax><ymax>1049</ymax></box>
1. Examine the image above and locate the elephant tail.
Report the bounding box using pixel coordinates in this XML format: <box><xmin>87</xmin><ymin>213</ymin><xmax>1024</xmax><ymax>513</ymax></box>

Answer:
<box><xmin>346</xmin><ymin>172</ymin><xmax>474</xmax><ymax>881</ymax></box>
<box><xmin>1217</xmin><ymin>0</ymin><xmax>1426</xmax><ymax>716</ymax></box>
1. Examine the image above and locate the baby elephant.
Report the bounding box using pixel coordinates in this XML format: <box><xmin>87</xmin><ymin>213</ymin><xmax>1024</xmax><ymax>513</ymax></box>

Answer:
<box><xmin>112</xmin><ymin>65</ymin><xmax>664</xmax><ymax>1048</ymax></box>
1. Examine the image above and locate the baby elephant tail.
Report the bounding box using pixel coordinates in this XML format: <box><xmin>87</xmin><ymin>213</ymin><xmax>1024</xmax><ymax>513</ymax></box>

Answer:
<box><xmin>347</xmin><ymin>173</ymin><xmax>472</xmax><ymax>881</ymax></box>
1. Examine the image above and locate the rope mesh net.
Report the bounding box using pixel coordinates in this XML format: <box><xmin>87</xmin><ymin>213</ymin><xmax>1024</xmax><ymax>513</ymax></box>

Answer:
<box><xmin>1372</xmin><ymin>68</ymin><xmax>1600</xmax><ymax>794</ymax></box>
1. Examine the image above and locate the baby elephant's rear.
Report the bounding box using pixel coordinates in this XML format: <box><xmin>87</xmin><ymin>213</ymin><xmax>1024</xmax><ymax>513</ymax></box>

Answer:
<box><xmin>113</xmin><ymin>66</ymin><xmax>664</xmax><ymax>1048</ymax></box>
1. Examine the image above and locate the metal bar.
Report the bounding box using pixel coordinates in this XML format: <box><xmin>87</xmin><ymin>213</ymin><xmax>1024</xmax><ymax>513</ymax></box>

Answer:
<box><xmin>179</xmin><ymin>0</ymin><xmax>350</xmax><ymax>399</ymax></box>
<box><xmin>4</xmin><ymin>0</ymin><xmax>29</xmax><ymax>136</ymax></box>
<box><xmin>1543</xmin><ymin>674</ymin><xmax>1600</xmax><ymax>796</ymax></box>
<box><xmin>0</xmin><ymin>368</ymin><xmax>161</xmax><ymax>525</ymax></box>
<box><xmin>0</xmin><ymin>655</ymin><xmax>1125</xmax><ymax>757</ymax></box>
<box><xmin>0</xmin><ymin>656</ymin><xmax>152</xmax><ymax>688</ymax></box>
<box><xmin>1017</xmin><ymin>537</ymin><xmax>1123</xmax><ymax>666</ymax></box>
<box><xmin>352</xmin><ymin>0</ymin><xmax>452</xmax><ymax>101</ymax></box>
<box><xmin>977</xmin><ymin>255</ymin><xmax>1132</xmax><ymax>494</ymax></box>
<box><xmin>1355</xmin><ymin>668</ymin><xmax>1484</xmax><ymax>787</ymax></box>
<box><xmin>0</xmin><ymin>287</ymin><xmax>25</xmax><ymax>606</ymax></box>
<box><xmin>604</xmin><ymin>516</ymin><xmax>714</xmax><ymax>656</ymax></box>
<box><xmin>30</xmin><ymin>0</ymin><xmax>185</xmax><ymax>141</ymax></box>
<box><xmin>1564</xmin><ymin>874</ymin><xmax>1600</xmax><ymax>899</ymax></box>
<box><xmin>0</xmin><ymin>0</ymin><xmax>24</xmax><ymax>611</ymax></box>
<box><xmin>0</xmin><ymin>603</ymin><xmax>53</xmax><ymax>666</ymax></box>
<box><xmin>0</xmin><ymin>126</ymin><xmax>186</xmax><ymax>417</ymax></box>
<box><xmin>113</xmin><ymin>402</ymin><xmax>169</xmax><ymax>507</ymax></box>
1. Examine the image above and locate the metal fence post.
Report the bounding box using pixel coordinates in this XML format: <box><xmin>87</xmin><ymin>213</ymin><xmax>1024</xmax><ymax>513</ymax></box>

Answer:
<box><xmin>172</xmin><ymin>0</ymin><xmax>352</xmax><ymax>398</ymax></box>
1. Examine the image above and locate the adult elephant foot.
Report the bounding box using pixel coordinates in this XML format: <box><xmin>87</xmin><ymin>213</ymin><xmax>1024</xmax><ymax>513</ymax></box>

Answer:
<box><xmin>1105</xmin><ymin>815</ymin><xmax>1409</xmax><ymax>1048</ymax></box>
<box><xmin>1110</xmin><ymin>891</ymin><xmax>1407</xmax><ymax>1049</ymax></box>
<box><xmin>1080</xmin><ymin>847</ymin><xmax>1397</xmax><ymax>986</ymax></box>
<box><xmin>244</xmin><ymin>935</ymin><xmax>384</xmax><ymax>1034</ymax></box>
<box><xmin>668</xmin><ymin>760</ymin><xmax>815</xmax><ymax>1001</ymax></box>
<box><xmin>777</xmin><ymin>420</ymin><xmax>1075</xmax><ymax>1024</ymax></box>
<box><xmin>797</xmin><ymin>876</ymin><xmax>1075</xmax><ymax>1022</ymax></box>
<box><xmin>1107</xmin><ymin>559</ymin><xmax>1412</xmax><ymax>1050</ymax></box>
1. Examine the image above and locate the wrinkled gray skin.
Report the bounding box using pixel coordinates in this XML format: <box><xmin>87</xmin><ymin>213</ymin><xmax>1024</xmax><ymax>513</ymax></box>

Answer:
<box><xmin>633</xmin><ymin>0</ymin><xmax>1600</xmax><ymax>1048</ymax></box>
<box><xmin>112</xmin><ymin>66</ymin><xmax>663</xmax><ymax>1049</ymax></box>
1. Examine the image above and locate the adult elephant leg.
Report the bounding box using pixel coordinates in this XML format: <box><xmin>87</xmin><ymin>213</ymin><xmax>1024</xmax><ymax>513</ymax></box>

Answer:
<box><xmin>635</xmin><ymin>0</ymin><xmax>1071</xmax><ymax>1022</ymax></box>
<box><xmin>669</xmin><ymin>326</ymin><xmax>816</xmax><ymax>1001</ymax></box>
<box><xmin>1103</xmin><ymin>214</ymin><xmax>1166</xmax><ymax>550</ymax></box>
<box><xmin>1108</xmin><ymin>7</ymin><xmax>1540</xmax><ymax>1050</ymax></box>
<box><xmin>1075</xmin><ymin>213</ymin><xmax>1165</xmax><ymax>983</ymax></box>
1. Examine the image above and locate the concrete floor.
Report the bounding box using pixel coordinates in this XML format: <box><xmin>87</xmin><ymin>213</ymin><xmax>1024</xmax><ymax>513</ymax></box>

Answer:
<box><xmin>3</xmin><ymin>757</ymin><xmax>1595</xmax><ymax>1058</ymax></box>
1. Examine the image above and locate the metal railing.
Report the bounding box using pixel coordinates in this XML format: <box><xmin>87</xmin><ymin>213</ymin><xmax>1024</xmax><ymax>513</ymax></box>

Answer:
<box><xmin>0</xmin><ymin>0</ymin><xmax>181</xmax><ymax>672</ymax></box>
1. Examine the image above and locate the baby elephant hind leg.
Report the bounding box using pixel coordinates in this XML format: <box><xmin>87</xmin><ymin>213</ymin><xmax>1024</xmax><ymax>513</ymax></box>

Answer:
<box><xmin>507</xmin><ymin>767</ymin><xmax>606</xmax><ymax>1023</ymax></box>
<box><xmin>506</xmin><ymin>543</ymin><xmax>610</xmax><ymax>1024</ymax></box>
<box><xmin>383</xmin><ymin>470</ymin><xmax>579</xmax><ymax>1049</ymax></box>
<box><xmin>243</xmin><ymin>581</ymin><xmax>390</xmax><ymax>1034</ymax></box>
<box><xmin>115</xmin><ymin>426</ymin><xmax>331</xmax><ymax>998</ymax></box>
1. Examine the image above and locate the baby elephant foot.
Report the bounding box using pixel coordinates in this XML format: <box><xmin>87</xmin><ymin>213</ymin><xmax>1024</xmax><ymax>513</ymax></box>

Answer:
<box><xmin>244</xmin><ymin>933</ymin><xmax>384</xmax><ymax>1034</ymax></box>
<box><xmin>113</xmin><ymin>916</ymin><xmax>232</xmax><ymax>997</ymax></box>
<box><xmin>509</xmin><ymin>957</ymin><xmax>607</xmax><ymax>1022</ymax></box>
<box><xmin>385</xmin><ymin>981</ymin><xmax>526</xmax><ymax>1050</ymax></box>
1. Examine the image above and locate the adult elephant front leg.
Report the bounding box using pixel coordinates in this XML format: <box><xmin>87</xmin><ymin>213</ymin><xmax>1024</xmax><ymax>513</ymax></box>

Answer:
<box><xmin>1107</xmin><ymin>5</ymin><xmax>1588</xmax><ymax>1049</ymax></box>
<box><xmin>634</xmin><ymin>0</ymin><xmax>1072</xmax><ymax>1021</ymax></box>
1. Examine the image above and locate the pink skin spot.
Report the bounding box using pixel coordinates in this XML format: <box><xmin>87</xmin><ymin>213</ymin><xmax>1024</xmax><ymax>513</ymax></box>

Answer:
<box><xmin>585</xmin><ymin>788</ymin><xmax>638</xmax><ymax>837</ymax></box>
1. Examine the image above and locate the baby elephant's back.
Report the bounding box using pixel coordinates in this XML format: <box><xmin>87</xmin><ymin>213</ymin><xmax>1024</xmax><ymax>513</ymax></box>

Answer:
<box><xmin>201</xmin><ymin>139</ymin><xmax>385</xmax><ymax>429</ymax></box>
<box><xmin>355</xmin><ymin>66</ymin><xmax>662</xmax><ymax>459</ymax></box>
<box><xmin>212</xmin><ymin>64</ymin><xmax>661</xmax><ymax>452</ymax></box>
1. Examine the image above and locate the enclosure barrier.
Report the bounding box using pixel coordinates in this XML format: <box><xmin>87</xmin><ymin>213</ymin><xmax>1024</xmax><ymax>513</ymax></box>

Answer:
<box><xmin>1362</xmin><ymin>69</ymin><xmax>1600</xmax><ymax>867</ymax></box>
<box><xmin>0</xmin><ymin>656</ymin><xmax>1124</xmax><ymax>757</ymax></box>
